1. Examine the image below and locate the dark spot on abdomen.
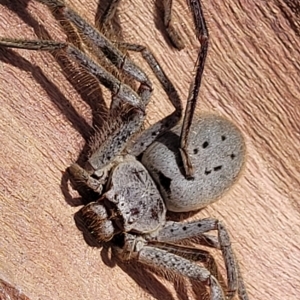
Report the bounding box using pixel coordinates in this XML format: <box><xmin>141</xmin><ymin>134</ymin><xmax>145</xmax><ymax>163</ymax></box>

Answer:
<box><xmin>158</xmin><ymin>172</ymin><xmax>172</xmax><ymax>194</ymax></box>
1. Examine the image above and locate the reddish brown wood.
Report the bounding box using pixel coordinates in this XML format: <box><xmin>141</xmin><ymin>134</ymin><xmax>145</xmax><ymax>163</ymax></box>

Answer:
<box><xmin>0</xmin><ymin>1</ymin><xmax>299</xmax><ymax>299</ymax></box>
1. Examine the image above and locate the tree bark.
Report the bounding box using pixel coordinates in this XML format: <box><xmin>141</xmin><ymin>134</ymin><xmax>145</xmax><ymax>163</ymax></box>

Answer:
<box><xmin>0</xmin><ymin>0</ymin><xmax>299</xmax><ymax>299</ymax></box>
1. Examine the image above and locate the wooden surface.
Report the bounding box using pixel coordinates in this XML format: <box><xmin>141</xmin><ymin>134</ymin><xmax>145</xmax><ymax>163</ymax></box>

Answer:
<box><xmin>0</xmin><ymin>0</ymin><xmax>299</xmax><ymax>299</ymax></box>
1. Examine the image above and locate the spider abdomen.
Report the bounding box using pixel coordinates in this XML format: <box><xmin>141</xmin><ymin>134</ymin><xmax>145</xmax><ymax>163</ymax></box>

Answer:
<box><xmin>142</xmin><ymin>114</ymin><xmax>246</xmax><ymax>212</ymax></box>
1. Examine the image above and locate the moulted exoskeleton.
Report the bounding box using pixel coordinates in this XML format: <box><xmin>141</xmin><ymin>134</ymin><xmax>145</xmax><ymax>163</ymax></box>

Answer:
<box><xmin>0</xmin><ymin>0</ymin><xmax>248</xmax><ymax>299</ymax></box>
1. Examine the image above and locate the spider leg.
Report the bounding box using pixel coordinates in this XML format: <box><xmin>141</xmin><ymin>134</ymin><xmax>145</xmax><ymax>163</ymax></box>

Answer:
<box><xmin>0</xmin><ymin>38</ymin><xmax>148</xmax><ymax>108</ymax></box>
<box><xmin>115</xmin><ymin>234</ymin><xmax>225</xmax><ymax>300</ymax></box>
<box><xmin>110</xmin><ymin>42</ymin><xmax>183</xmax><ymax>156</ymax></box>
<box><xmin>149</xmin><ymin>241</ymin><xmax>248</xmax><ymax>300</ymax></box>
<box><xmin>97</xmin><ymin>0</ymin><xmax>122</xmax><ymax>31</ymax></box>
<box><xmin>138</xmin><ymin>248</ymin><xmax>225</xmax><ymax>300</ymax></box>
<box><xmin>37</xmin><ymin>0</ymin><xmax>153</xmax><ymax>103</ymax></box>
<box><xmin>154</xmin><ymin>218</ymin><xmax>249</xmax><ymax>300</ymax></box>
<box><xmin>56</xmin><ymin>0</ymin><xmax>185</xmax><ymax>152</ymax></box>
<box><xmin>95</xmin><ymin>0</ymin><xmax>210</xmax><ymax>179</ymax></box>
<box><xmin>39</xmin><ymin>0</ymin><xmax>208</xmax><ymax>180</ymax></box>
<box><xmin>0</xmin><ymin>37</ymin><xmax>147</xmax><ymax>196</ymax></box>
<box><xmin>148</xmin><ymin>241</ymin><xmax>223</xmax><ymax>283</ymax></box>
<box><xmin>44</xmin><ymin>0</ymin><xmax>185</xmax><ymax>162</ymax></box>
<box><xmin>0</xmin><ymin>0</ymin><xmax>154</xmax><ymax>196</ymax></box>
<box><xmin>68</xmin><ymin>104</ymin><xmax>145</xmax><ymax>198</ymax></box>
<box><xmin>98</xmin><ymin>0</ymin><xmax>185</xmax><ymax>50</ymax></box>
<box><xmin>162</xmin><ymin>0</ymin><xmax>185</xmax><ymax>50</ymax></box>
<box><xmin>177</xmin><ymin>0</ymin><xmax>209</xmax><ymax>178</ymax></box>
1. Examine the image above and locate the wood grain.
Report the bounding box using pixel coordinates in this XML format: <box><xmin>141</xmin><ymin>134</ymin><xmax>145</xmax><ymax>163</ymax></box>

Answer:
<box><xmin>0</xmin><ymin>0</ymin><xmax>299</xmax><ymax>299</ymax></box>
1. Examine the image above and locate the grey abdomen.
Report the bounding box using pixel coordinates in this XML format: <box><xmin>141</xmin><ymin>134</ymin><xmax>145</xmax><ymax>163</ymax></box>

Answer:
<box><xmin>142</xmin><ymin>114</ymin><xmax>246</xmax><ymax>212</ymax></box>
